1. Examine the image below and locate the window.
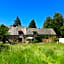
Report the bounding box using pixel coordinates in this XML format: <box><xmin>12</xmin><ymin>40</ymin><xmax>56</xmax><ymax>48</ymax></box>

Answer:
<box><xmin>18</xmin><ymin>38</ymin><xmax>22</xmax><ymax>42</ymax></box>
<box><xmin>18</xmin><ymin>31</ymin><xmax>24</xmax><ymax>35</ymax></box>
<box><xmin>33</xmin><ymin>31</ymin><xmax>37</xmax><ymax>35</ymax></box>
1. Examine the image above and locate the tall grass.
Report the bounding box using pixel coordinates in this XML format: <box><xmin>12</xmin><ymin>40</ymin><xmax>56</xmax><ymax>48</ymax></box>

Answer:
<box><xmin>0</xmin><ymin>43</ymin><xmax>64</xmax><ymax>64</ymax></box>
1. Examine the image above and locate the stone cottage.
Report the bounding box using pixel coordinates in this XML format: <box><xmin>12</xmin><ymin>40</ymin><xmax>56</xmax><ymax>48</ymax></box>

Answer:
<box><xmin>8</xmin><ymin>26</ymin><xmax>56</xmax><ymax>43</ymax></box>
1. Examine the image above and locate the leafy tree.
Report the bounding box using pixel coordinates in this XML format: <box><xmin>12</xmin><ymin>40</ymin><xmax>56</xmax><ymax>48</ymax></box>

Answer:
<box><xmin>43</xmin><ymin>16</ymin><xmax>52</xmax><ymax>28</ymax></box>
<box><xmin>13</xmin><ymin>16</ymin><xmax>21</xmax><ymax>27</ymax></box>
<box><xmin>43</xmin><ymin>12</ymin><xmax>64</xmax><ymax>36</ymax></box>
<box><xmin>28</xmin><ymin>19</ymin><xmax>36</xmax><ymax>28</ymax></box>
<box><xmin>0</xmin><ymin>24</ymin><xmax>9</xmax><ymax>43</ymax></box>
<box><xmin>53</xmin><ymin>13</ymin><xmax>64</xmax><ymax>35</ymax></box>
<box><xmin>60</xmin><ymin>26</ymin><xmax>64</xmax><ymax>37</ymax></box>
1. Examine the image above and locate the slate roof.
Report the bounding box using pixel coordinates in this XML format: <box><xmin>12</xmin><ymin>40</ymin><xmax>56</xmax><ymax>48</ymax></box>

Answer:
<box><xmin>8</xmin><ymin>26</ymin><xmax>56</xmax><ymax>35</ymax></box>
<box><xmin>26</xmin><ymin>28</ymin><xmax>56</xmax><ymax>35</ymax></box>
<box><xmin>8</xmin><ymin>26</ymin><xmax>27</xmax><ymax>35</ymax></box>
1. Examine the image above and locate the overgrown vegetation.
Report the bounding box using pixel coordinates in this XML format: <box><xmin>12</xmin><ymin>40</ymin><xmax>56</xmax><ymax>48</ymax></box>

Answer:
<box><xmin>33</xmin><ymin>35</ymin><xmax>43</xmax><ymax>43</ymax></box>
<box><xmin>43</xmin><ymin>12</ymin><xmax>64</xmax><ymax>37</ymax></box>
<box><xmin>54</xmin><ymin>37</ymin><xmax>59</xmax><ymax>42</ymax></box>
<box><xmin>0</xmin><ymin>24</ymin><xmax>9</xmax><ymax>43</ymax></box>
<box><xmin>0</xmin><ymin>43</ymin><xmax>64</xmax><ymax>64</ymax></box>
<box><xmin>33</xmin><ymin>35</ymin><xmax>56</xmax><ymax>43</ymax></box>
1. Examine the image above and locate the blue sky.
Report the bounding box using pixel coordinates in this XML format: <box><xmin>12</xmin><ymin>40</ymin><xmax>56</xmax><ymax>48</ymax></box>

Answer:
<box><xmin>0</xmin><ymin>0</ymin><xmax>64</xmax><ymax>28</ymax></box>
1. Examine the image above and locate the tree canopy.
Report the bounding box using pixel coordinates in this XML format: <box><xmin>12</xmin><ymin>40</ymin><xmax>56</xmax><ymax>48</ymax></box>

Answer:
<box><xmin>13</xmin><ymin>16</ymin><xmax>21</xmax><ymax>27</ymax></box>
<box><xmin>0</xmin><ymin>24</ymin><xmax>9</xmax><ymax>43</ymax></box>
<box><xmin>60</xmin><ymin>26</ymin><xmax>64</xmax><ymax>37</ymax></box>
<box><xmin>43</xmin><ymin>12</ymin><xmax>64</xmax><ymax>37</ymax></box>
<box><xmin>43</xmin><ymin>16</ymin><xmax>52</xmax><ymax>28</ymax></box>
<box><xmin>28</xmin><ymin>19</ymin><xmax>36</xmax><ymax>28</ymax></box>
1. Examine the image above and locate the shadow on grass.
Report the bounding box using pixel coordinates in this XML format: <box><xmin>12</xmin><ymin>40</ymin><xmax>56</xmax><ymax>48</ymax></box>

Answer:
<box><xmin>0</xmin><ymin>44</ymin><xmax>10</xmax><ymax>52</ymax></box>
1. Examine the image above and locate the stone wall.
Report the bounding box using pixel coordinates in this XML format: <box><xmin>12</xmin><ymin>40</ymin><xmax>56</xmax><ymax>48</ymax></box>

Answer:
<box><xmin>8</xmin><ymin>35</ymin><xmax>25</xmax><ymax>43</ymax></box>
<box><xmin>42</xmin><ymin>38</ymin><xmax>53</xmax><ymax>43</ymax></box>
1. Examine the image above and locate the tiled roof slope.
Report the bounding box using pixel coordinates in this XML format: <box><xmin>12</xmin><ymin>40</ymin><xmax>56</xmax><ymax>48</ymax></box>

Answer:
<box><xmin>8</xmin><ymin>26</ymin><xmax>56</xmax><ymax>35</ymax></box>
<box><xmin>8</xmin><ymin>26</ymin><xmax>27</xmax><ymax>35</ymax></box>
<box><xmin>26</xmin><ymin>28</ymin><xmax>56</xmax><ymax>35</ymax></box>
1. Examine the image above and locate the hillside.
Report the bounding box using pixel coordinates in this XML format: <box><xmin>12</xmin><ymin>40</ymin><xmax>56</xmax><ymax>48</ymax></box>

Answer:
<box><xmin>0</xmin><ymin>43</ymin><xmax>64</xmax><ymax>64</ymax></box>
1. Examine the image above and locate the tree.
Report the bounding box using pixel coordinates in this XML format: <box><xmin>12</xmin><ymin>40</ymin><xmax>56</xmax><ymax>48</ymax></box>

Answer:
<box><xmin>43</xmin><ymin>16</ymin><xmax>52</xmax><ymax>28</ymax></box>
<box><xmin>13</xmin><ymin>16</ymin><xmax>21</xmax><ymax>27</ymax></box>
<box><xmin>0</xmin><ymin>24</ymin><xmax>9</xmax><ymax>43</ymax></box>
<box><xmin>43</xmin><ymin>12</ymin><xmax>64</xmax><ymax>36</ymax></box>
<box><xmin>53</xmin><ymin>13</ymin><xmax>64</xmax><ymax>35</ymax></box>
<box><xmin>28</xmin><ymin>19</ymin><xmax>36</xmax><ymax>28</ymax></box>
<box><xmin>60</xmin><ymin>26</ymin><xmax>64</xmax><ymax>37</ymax></box>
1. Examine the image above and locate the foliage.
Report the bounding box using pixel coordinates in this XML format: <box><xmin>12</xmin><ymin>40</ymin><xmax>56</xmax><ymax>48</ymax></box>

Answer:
<box><xmin>0</xmin><ymin>44</ymin><xmax>10</xmax><ymax>52</ymax></box>
<box><xmin>34</xmin><ymin>35</ymin><xmax>54</xmax><ymax>43</ymax></box>
<box><xmin>0</xmin><ymin>24</ymin><xmax>9</xmax><ymax>43</ymax></box>
<box><xmin>43</xmin><ymin>16</ymin><xmax>52</xmax><ymax>28</ymax></box>
<box><xmin>60</xmin><ymin>26</ymin><xmax>64</xmax><ymax>37</ymax></box>
<box><xmin>13</xmin><ymin>16</ymin><xmax>21</xmax><ymax>27</ymax></box>
<box><xmin>34</xmin><ymin>35</ymin><xmax>43</xmax><ymax>42</ymax></box>
<box><xmin>28</xmin><ymin>19</ymin><xmax>36</xmax><ymax>28</ymax></box>
<box><xmin>54</xmin><ymin>37</ymin><xmax>59</xmax><ymax>42</ymax></box>
<box><xmin>33</xmin><ymin>40</ymin><xmax>39</xmax><ymax>43</ymax></box>
<box><xmin>0</xmin><ymin>43</ymin><xmax>64</xmax><ymax>64</ymax></box>
<box><xmin>43</xmin><ymin>12</ymin><xmax>64</xmax><ymax>37</ymax></box>
<box><xmin>26</xmin><ymin>39</ymin><xmax>31</xmax><ymax>41</ymax></box>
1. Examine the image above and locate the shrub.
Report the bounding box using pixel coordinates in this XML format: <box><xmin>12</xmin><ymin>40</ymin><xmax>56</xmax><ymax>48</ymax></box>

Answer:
<box><xmin>26</xmin><ymin>39</ymin><xmax>31</xmax><ymax>41</ymax></box>
<box><xmin>34</xmin><ymin>35</ymin><xmax>43</xmax><ymax>42</ymax></box>
<box><xmin>26</xmin><ymin>39</ymin><xmax>32</xmax><ymax>43</ymax></box>
<box><xmin>33</xmin><ymin>40</ymin><xmax>39</xmax><ymax>43</ymax></box>
<box><xmin>34</xmin><ymin>35</ymin><xmax>55</xmax><ymax>43</ymax></box>
<box><xmin>54</xmin><ymin>37</ymin><xmax>59</xmax><ymax>42</ymax></box>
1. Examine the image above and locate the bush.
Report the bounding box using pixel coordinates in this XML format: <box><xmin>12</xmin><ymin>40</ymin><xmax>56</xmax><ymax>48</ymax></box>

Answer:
<box><xmin>26</xmin><ymin>39</ymin><xmax>32</xmax><ymax>43</ymax></box>
<box><xmin>54</xmin><ymin>37</ymin><xmax>59</xmax><ymax>42</ymax></box>
<box><xmin>34</xmin><ymin>35</ymin><xmax>43</xmax><ymax>42</ymax></box>
<box><xmin>26</xmin><ymin>39</ymin><xmax>31</xmax><ymax>41</ymax></box>
<box><xmin>34</xmin><ymin>35</ymin><xmax>54</xmax><ymax>42</ymax></box>
<box><xmin>33</xmin><ymin>40</ymin><xmax>39</xmax><ymax>43</ymax></box>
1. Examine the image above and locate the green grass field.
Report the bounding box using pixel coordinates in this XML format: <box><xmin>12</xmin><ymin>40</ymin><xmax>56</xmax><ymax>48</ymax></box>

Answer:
<box><xmin>0</xmin><ymin>43</ymin><xmax>64</xmax><ymax>64</ymax></box>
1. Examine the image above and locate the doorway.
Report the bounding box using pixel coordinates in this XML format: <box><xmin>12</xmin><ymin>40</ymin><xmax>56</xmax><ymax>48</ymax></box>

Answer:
<box><xmin>18</xmin><ymin>38</ymin><xmax>22</xmax><ymax>42</ymax></box>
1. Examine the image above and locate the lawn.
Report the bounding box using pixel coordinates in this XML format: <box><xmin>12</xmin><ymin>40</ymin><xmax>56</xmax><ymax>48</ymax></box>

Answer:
<box><xmin>0</xmin><ymin>43</ymin><xmax>64</xmax><ymax>64</ymax></box>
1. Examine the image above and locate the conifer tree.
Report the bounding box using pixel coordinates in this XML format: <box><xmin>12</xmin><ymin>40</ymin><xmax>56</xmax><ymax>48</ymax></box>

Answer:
<box><xmin>28</xmin><ymin>19</ymin><xmax>36</xmax><ymax>28</ymax></box>
<box><xmin>13</xmin><ymin>16</ymin><xmax>21</xmax><ymax>27</ymax></box>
